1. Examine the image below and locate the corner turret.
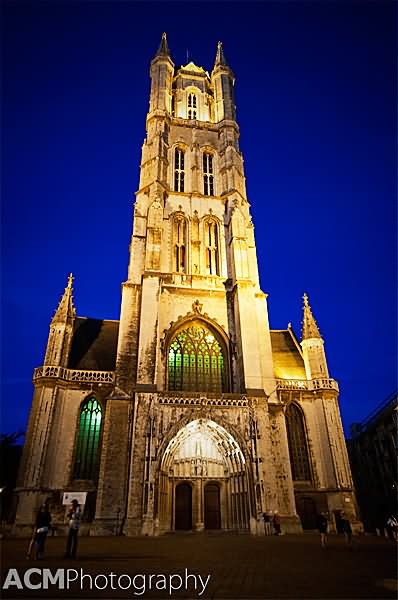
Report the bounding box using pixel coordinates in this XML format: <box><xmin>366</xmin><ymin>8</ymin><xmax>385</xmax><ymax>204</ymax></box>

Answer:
<box><xmin>211</xmin><ymin>41</ymin><xmax>236</xmax><ymax>122</ymax></box>
<box><xmin>44</xmin><ymin>274</ymin><xmax>76</xmax><ymax>366</ymax></box>
<box><xmin>149</xmin><ymin>32</ymin><xmax>174</xmax><ymax>115</ymax></box>
<box><xmin>300</xmin><ymin>293</ymin><xmax>329</xmax><ymax>380</ymax></box>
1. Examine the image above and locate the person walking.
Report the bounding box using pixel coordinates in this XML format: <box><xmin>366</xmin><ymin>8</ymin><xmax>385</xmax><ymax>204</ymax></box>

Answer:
<box><xmin>65</xmin><ymin>499</ymin><xmax>81</xmax><ymax>559</ymax></box>
<box><xmin>26</xmin><ymin>501</ymin><xmax>52</xmax><ymax>560</ymax></box>
<box><xmin>316</xmin><ymin>512</ymin><xmax>328</xmax><ymax>548</ymax></box>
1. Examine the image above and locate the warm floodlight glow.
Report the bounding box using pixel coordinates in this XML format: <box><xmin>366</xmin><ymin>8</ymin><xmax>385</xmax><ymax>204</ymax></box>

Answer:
<box><xmin>162</xmin><ymin>418</ymin><xmax>246</xmax><ymax>476</ymax></box>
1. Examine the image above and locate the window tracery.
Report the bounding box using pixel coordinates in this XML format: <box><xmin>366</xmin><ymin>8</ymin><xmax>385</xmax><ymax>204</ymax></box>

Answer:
<box><xmin>203</xmin><ymin>152</ymin><xmax>214</xmax><ymax>196</ymax></box>
<box><xmin>187</xmin><ymin>93</ymin><xmax>197</xmax><ymax>119</ymax></box>
<box><xmin>285</xmin><ymin>403</ymin><xmax>311</xmax><ymax>481</ymax></box>
<box><xmin>204</xmin><ymin>219</ymin><xmax>219</xmax><ymax>275</ymax></box>
<box><xmin>168</xmin><ymin>324</ymin><xmax>226</xmax><ymax>393</ymax></box>
<box><xmin>173</xmin><ymin>215</ymin><xmax>187</xmax><ymax>272</ymax></box>
<box><xmin>73</xmin><ymin>397</ymin><xmax>102</xmax><ymax>480</ymax></box>
<box><xmin>174</xmin><ymin>148</ymin><xmax>185</xmax><ymax>192</ymax></box>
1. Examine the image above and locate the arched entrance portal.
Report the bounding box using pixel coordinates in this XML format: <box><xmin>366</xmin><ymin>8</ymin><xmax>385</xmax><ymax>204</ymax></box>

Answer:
<box><xmin>175</xmin><ymin>483</ymin><xmax>192</xmax><ymax>530</ymax></box>
<box><xmin>204</xmin><ymin>483</ymin><xmax>220</xmax><ymax>529</ymax></box>
<box><xmin>157</xmin><ymin>419</ymin><xmax>252</xmax><ymax>533</ymax></box>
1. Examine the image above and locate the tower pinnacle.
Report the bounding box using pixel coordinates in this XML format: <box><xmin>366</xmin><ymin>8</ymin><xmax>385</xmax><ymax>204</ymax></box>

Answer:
<box><xmin>301</xmin><ymin>293</ymin><xmax>321</xmax><ymax>340</ymax></box>
<box><xmin>214</xmin><ymin>41</ymin><xmax>229</xmax><ymax>68</ymax></box>
<box><xmin>155</xmin><ymin>32</ymin><xmax>170</xmax><ymax>58</ymax></box>
<box><xmin>51</xmin><ymin>273</ymin><xmax>76</xmax><ymax>324</ymax></box>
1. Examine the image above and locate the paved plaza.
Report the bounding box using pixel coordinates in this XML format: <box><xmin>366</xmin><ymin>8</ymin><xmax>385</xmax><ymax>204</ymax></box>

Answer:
<box><xmin>1</xmin><ymin>532</ymin><xmax>397</xmax><ymax>599</ymax></box>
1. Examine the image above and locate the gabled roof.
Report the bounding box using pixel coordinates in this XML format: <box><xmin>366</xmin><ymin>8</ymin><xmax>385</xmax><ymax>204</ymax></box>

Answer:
<box><xmin>68</xmin><ymin>317</ymin><xmax>119</xmax><ymax>371</ymax></box>
<box><xmin>181</xmin><ymin>61</ymin><xmax>207</xmax><ymax>74</ymax></box>
<box><xmin>270</xmin><ymin>328</ymin><xmax>306</xmax><ymax>380</ymax></box>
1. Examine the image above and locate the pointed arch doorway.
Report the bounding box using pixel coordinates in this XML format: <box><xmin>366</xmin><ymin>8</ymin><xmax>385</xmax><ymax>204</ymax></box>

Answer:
<box><xmin>157</xmin><ymin>419</ymin><xmax>252</xmax><ymax>533</ymax></box>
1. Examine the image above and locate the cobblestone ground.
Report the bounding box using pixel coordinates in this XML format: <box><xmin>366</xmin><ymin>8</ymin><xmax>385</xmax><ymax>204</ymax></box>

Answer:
<box><xmin>1</xmin><ymin>533</ymin><xmax>397</xmax><ymax>599</ymax></box>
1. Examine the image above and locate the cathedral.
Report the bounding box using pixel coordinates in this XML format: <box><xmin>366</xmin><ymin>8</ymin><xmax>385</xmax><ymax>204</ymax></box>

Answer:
<box><xmin>14</xmin><ymin>34</ymin><xmax>359</xmax><ymax>536</ymax></box>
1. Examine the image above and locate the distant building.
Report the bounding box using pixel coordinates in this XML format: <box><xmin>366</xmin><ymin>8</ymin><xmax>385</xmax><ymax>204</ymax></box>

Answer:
<box><xmin>348</xmin><ymin>390</ymin><xmax>398</xmax><ymax>531</ymax></box>
<box><xmin>14</xmin><ymin>34</ymin><xmax>359</xmax><ymax>536</ymax></box>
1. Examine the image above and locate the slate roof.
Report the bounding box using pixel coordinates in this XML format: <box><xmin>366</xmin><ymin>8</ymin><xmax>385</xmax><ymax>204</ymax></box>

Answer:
<box><xmin>68</xmin><ymin>317</ymin><xmax>119</xmax><ymax>371</ymax></box>
<box><xmin>270</xmin><ymin>329</ymin><xmax>306</xmax><ymax>380</ymax></box>
<box><xmin>67</xmin><ymin>319</ymin><xmax>305</xmax><ymax>379</ymax></box>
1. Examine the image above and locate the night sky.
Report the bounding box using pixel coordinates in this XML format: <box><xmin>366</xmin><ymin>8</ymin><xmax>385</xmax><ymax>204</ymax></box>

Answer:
<box><xmin>2</xmin><ymin>1</ymin><xmax>397</xmax><ymax>437</ymax></box>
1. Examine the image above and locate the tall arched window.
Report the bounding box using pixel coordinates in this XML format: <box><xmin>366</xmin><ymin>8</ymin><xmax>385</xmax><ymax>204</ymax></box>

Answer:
<box><xmin>285</xmin><ymin>403</ymin><xmax>311</xmax><ymax>481</ymax></box>
<box><xmin>173</xmin><ymin>215</ymin><xmax>187</xmax><ymax>272</ymax></box>
<box><xmin>203</xmin><ymin>153</ymin><xmax>214</xmax><ymax>196</ymax></box>
<box><xmin>187</xmin><ymin>93</ymin><xmax>197</xmax><ymax>119</ymax></box>
<box><xmin>174</xmin><ymin>148</ymin><xmax>185</xmax><ymax>192</ymax></box>
<box><xmin>73</xmin><ymin>398</ymin><xmax>102</xmax><ymax>480</ymax></box>
<box><xmin>168</xmin><ymin>324</ymin><xmax>226</xmax><ymax>393</ymax></box>
<box><xmin>205</xmin><ymin>220</ymin><xmax>219</xmax><ymax>275</ymax></box>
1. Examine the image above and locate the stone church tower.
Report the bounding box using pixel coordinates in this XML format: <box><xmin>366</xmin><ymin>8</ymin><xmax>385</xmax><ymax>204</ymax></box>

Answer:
<box><xmin>14</xmin><ymin>34</ymin><xmax>359</xmax><ymax>536</ymax></box>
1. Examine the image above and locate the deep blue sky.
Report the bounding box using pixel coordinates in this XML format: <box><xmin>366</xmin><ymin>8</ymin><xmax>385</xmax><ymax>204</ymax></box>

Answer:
<box><xmin>2</xmin><ymin>1</ymin><xmax>397</xmax><ymax>436</ymax></box>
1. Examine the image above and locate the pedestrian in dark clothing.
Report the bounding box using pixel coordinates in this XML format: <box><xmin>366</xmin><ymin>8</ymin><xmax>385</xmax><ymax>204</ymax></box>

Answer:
<box><xmin>26</xmin><ymin>503</ymin><xmax>52</xmax><ymax>559</ymax></box>
<box><xmin>340</xmin><ymin>512</ymin><xmax>352</xmax><ymax>546</ymax></box>
<box><xmin>65</xmin><ymin>499</ymin><xmax>81</xmax><ymax>559</ymax></box>
<box><xmin>316</xmin><ymin>512</ymin><xmax>328</xmax><ymax>548</ymax></box>
<box><xmin>263</xmin><ymin>512</ymin><xmax>272</xmax><ymax>536</ymax></box>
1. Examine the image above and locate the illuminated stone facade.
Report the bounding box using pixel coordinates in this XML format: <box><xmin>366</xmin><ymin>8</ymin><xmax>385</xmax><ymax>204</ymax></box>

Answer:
<box><xmin>14</xmin><ymin>35</ymin><xmax>359</xmax><ymax>536</ymax></box>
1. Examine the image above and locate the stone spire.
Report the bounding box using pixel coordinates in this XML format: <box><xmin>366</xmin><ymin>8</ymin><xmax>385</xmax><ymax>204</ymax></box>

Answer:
<box><xmin>301</xmin><ymin>293</ymin><xmax>321</xmax><ymax>340</ymax></box>
<box><xmin>51</xmin><ymin>273</ymin><xmax>76</xmax><ymax>324</ymax></box>
<box><xmin>155</xmin><ymin>32</ymin><xmax>170</xmax><ymax>58</ymax></box>
<box><xmin>214</xmin><ymin>41</ymin><xmax>229</xmax><ymax>68</ymax></box>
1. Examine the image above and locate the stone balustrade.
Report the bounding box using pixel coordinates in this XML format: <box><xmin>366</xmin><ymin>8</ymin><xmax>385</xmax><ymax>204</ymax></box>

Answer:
<box><xmin>158</xmin><ymin>391</ymin><xmax>249</xmax><ymax>407</ymax></box>
<box><xmin>32</xmin><ymin>368</ymin><xmax>338</xmax><ymax>394</ymax></box>
<box><xmin>275</xmin><ymin>378</ymin><xmax>339</xmax><ymax>392</ymax></box>
<box><xmin>33</xmin><ymin>366</ymin><xmax>115</xmax><ymax>384</ymax></box>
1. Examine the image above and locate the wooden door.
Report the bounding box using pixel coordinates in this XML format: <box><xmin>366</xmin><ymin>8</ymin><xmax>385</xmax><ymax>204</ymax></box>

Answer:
<box><xmin>204</xmin><ymin>483</ymin><xmax>220</xmax><ymax>529</ymax></box>
<box><xmin>175</xmin><ymin>483</ymin><xmax>192</xmax><ymax>530</ymax></box>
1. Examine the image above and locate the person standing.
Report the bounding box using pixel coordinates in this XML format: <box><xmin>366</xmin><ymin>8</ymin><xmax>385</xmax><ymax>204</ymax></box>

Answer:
<box><xmin>316</xmin><ymin>512</ymin><xmax>328</xmax><ymax>548</ymax></box>
<box><xmin>27</xmin><ymin>501</ymin><xmax>52</xmax><ymax>559</ymax></box>
<box><xmin>340</xmin><ymin>511</ymin><xmax>352</xmax><ymax>546</ymax></box>
<box><xmin>65</xmin><ymin>499</ymin><xmax>81</xmax><ymax>559</ymax></box>
<box><xmin>272</xmin><ymin>511</ymin><xmax>281</xmax><ymax>535</ymax></box>
<box><xmin>263</xmin><ymin>512</ymin><xmax>272</xmax><ymax>536</ymax></box>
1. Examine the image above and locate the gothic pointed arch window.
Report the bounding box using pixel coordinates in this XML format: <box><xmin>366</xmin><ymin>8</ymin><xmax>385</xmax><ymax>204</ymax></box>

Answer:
<box><xmin>168</xmin><ymin>323</ymin><xmax>227</xmax><ymax>393</ymax></box>
<box><xmin>204</xmin><ymin>219</ymin><xmax>220</xmax><ymax>275</ymax></box>
<box><xmin>187</xmin><ymin>92</ymin><xmax>197</xmax><ymax>119</ymax></box>
<box><xmin>73</xmin><ymin>397</ymin><xmax>102</xmax><ymax>481</ymax></box>
<box><xmin>203</xmin><ymin>152</ymin><xmax>214</xmax><ymax>196</ymax></box>
<box><xmin>285</xmin><ymin>403</ymin><xmax>311</xmax><ymax>481</ymax></box>
<box><xmin>174</xmin><ymin>148</ymin><xmax>185</xmax><ymax>192</ymax></box>
<box><xmin>173</xmin><ymin>214</ymin><xmax>187</xmax><ymax>272</ymax></box>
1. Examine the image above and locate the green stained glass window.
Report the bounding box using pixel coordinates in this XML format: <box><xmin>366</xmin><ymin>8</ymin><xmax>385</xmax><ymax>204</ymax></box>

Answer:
<box><xmin>285</xmin><ymin>403</ymin><xmax>311</xmax><ymax>481</ymax></box>
<box><xmin>73</xmin><ymin>398</ymin><xmax>102</xmax><ymax>480</ymax></box>
<box><xmin>168</xmin><ymin>324</ymin><xmax>227</xmax><ymax>393</ymax></box>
